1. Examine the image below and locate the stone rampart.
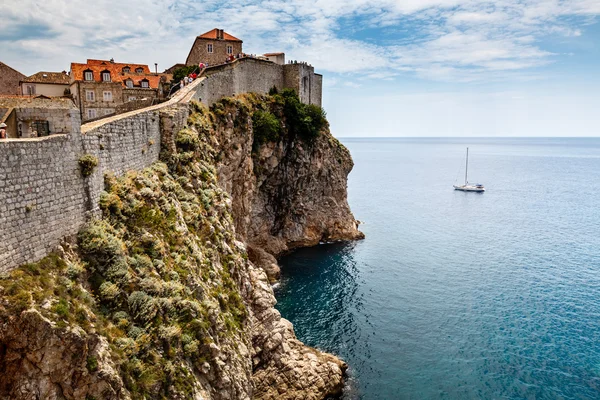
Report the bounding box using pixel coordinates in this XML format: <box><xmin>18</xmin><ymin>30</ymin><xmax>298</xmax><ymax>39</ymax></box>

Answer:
<box><xmin>196</xmin><ymin>58</ymin><xmax>321</xmax><ymax>106</ymax></box>
<box><xmin>0</xmin><ymin>57</ymin><xmax>323</xmax><ymax>273</ymax></box>
<box><xmin>0</xmin><ymin>80</ymin><xmax>201</xmax><ymax>273</ymax></box>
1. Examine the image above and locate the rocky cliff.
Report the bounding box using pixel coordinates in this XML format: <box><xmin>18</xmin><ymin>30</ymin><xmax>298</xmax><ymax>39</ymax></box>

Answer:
<box><xmin>0</xmin><ymin>91</ymin><xmax>362</xmax><ymax>399</ymax></box>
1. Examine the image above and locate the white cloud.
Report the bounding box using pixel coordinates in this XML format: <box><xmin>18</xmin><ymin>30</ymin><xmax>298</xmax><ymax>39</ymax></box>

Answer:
<box><xmin>0</xmin><ymin>0</ymin><xmax>598</xmax><ymax>83</ymax></box>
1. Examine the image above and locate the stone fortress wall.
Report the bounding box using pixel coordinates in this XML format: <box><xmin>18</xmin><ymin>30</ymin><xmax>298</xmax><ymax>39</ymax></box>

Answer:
<box><xmin>0</xmin><ymin>57</ymin><xmax>322</xmax><ymax>273</ymax></box>
<box><xmin>198</xmin><ymin>57</ymin><xmax>322</xmax><ymax>106</ymax></box>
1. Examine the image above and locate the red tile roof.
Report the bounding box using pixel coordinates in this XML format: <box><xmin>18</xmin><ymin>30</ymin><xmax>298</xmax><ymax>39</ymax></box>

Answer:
<box><xmin>198</xmin><ymin>28</ymin><xmax>242</xmax><ymax>42</ymax></box>
<box><xmin>70</xmin><ymin>59</ymin><xmax>159</xmax><ymax>88</ymax></box>
<box><xmin>22</xmin><ymin>71</ymin><xmax>70</xmax><ymax>85</ymax></box>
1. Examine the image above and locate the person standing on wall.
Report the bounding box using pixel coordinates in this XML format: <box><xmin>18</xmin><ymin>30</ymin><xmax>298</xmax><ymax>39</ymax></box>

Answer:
<box><xmin>0</xmin><ymin>123</ymin><xmax>7</xmax><ymax>139</ymax></box>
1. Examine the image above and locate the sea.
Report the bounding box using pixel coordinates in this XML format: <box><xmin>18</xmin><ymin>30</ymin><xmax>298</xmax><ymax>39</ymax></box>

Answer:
<box><xmin>274</xmin><ymin>138</ymin><xmax>600</xmax><ymax>400</ymax></box>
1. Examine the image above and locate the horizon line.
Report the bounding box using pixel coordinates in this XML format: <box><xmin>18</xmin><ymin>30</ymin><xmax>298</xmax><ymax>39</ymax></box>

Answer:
<box><xmin>335</xmin><ymin>136</ymin><xmax>600</xmax><ymax>139</ymax></box>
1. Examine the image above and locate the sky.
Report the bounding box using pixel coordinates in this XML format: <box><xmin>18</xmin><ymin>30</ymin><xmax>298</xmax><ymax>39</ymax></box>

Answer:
<box><xmin>1</xmin><ymin>0</ymin><xmax>599</xmax><ymax>137</ymax></box>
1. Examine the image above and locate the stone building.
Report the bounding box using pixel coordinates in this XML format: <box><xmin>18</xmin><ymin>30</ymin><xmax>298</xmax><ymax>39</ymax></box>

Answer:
<box><xmin>69</xmin><ymin>59</ymin><xmax>166</xmax><ymax>122</ymax></box>
<box><xmin>0</xmin><ymin>62</ymin><xmax>26</xmax><ymax>95</ymax></box>
<box><xmin>263</xmin><ymin>53</ymin><xmax>286</xmax><ymax>65</ymax></box>
<box><xmin>196</xmin><ymin>57</ymin><xmax>323</xmax><ymax>107</ymax></box>
<box><xmin>20</xmin><ymin>71</ymin><xmax>71</xmax><ymax>97</ymax></box>
<box><xmin>0</xmin><ymin>96</ymin><xmax>78</xmax><ymax>138</ymax></box>
<box><xmin>186</xmin><ymin>29</ymin><xmax>243</xmax><ymax>67</ymax></box>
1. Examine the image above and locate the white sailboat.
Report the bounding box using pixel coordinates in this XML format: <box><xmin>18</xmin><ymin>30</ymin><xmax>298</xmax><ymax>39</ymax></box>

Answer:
<box><xmin>453</xmin><ymin>147</ymin><xmax>485</xmax><ymax>192</ymax></box>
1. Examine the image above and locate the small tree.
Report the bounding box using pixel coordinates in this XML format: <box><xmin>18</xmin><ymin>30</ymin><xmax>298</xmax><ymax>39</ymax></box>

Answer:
<box><xmin>173</xmin><ymin>66</ymin><xmax>198</xmax><ymax>83</ymax></box>
<box><xmin>252</xmin><ymin>110</ymin><xmax>281</xmax><ymax>150</ymax></box>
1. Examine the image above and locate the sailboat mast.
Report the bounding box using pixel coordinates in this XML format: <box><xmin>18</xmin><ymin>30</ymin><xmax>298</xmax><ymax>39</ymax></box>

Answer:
<box><xmin>465</xmin><ymin>147</ymin><xmax>469</xmax><ymax>185</ymax></box>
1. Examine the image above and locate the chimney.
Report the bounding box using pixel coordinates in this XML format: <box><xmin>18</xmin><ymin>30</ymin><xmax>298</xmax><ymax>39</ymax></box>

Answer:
<box><xmin>218</xmin><ymin>29</ymin><xmax>224</xmax><ymax>40</ymax></box>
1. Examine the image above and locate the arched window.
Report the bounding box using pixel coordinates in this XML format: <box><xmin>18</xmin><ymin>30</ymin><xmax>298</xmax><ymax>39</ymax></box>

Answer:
<box><xmin>101</xmin><ymin>70</ymin><xmax>111</xmax><ymax>82</ymax></box>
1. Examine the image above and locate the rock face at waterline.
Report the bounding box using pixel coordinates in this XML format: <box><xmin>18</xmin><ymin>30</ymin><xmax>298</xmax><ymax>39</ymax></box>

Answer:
<box><xmin>0</xmin><ymin>91</ymin><xmax>362</xmax><ymax>399</ymax></box>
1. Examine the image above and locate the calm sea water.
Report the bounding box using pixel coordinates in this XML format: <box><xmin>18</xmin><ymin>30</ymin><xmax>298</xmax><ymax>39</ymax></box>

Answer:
<box><xmin>274</xmin><ymin>138</ymin><xmax>600</xmax><ymax>400</ymax></box>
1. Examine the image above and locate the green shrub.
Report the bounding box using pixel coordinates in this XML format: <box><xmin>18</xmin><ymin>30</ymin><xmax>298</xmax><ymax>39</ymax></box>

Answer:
<box><xmin>86</xmin><ymin>356</ymin><xmax>98</xmax><ymax>372</ymax></box>
<box><xmin>305</xmin><ymin>104</ymin><xmax>327</xmax><ymax>136</ymax></box>
<box><xmin>52</xmin><ymin>298</ymin><xmax>70</xmax><ymax>318</ymax></box>
<box><xmin>175</xmin><ymin>128</ymin><xmax>199</xmax><ymax>152</ymax></box>
<box><xmin>252</xmin><ymin>110</ymin><xmax>281</xmax><ymax>149</ymax></box>
<box><xmin>173</xmin><ymin>65</ymin><xmax>199</xmax><ymax>83</ymax></box>
<box><xmin>99</xmin><ymin>281</ymin><xmax>120</xmax><ymax>301</ymax></box>
<box><xmin>128</xmin><ymin>291</ymin><xmax>158</xmax><ymax>323</ymax></box>
<box><xmin>78</xmin><ymin>220</ymin><xmax>125</xmax><ymax>275</ymax></box>
<box><xmin>99</xmin><ymin>192</ymin><xmax>123</xmax><ymax>215</ymax></box>
<box><xmin>79</xmin><ymin>154</ymin><xmax>98</xmax><ymax>177</ymax></box>
<box><xmin>276</xmin><ymin>89</ymin><xmax>326</xmax><ymax>141</ymax></box>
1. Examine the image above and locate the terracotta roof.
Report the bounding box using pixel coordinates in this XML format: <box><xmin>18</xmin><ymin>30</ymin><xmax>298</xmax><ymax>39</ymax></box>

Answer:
<box><xmin>70</xmin><ymin>59</ymin><xmax>159</xmax><ymax>89</ymax></box>
<box><xmin>198</xmin><ymin>28</ymin><xmax>242</xmax><ymax>42</ymax></box>
<box><xmin>22</xmin><ymin>71</ymin><xmax>70</xmax><ymax>85</ymax></box>
<box><xmin>120</xmin><ymin>74</ymin><xmax>162</xmax><ymax>89</ymax></box>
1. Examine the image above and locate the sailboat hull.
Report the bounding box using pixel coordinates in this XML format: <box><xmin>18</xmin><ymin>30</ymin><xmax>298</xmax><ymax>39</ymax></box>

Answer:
<box><xmin>454</xmin><ymin>147</ymin><xmax>485</xmax><ymax>192</ymax></box>
<box><xmin>454</xmin><ymin>185</ymin><xmax>485</xmax><ymax>192</ymax></box>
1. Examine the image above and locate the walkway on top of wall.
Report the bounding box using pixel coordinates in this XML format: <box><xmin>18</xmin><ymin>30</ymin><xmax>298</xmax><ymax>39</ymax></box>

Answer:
<box><xmin>81</xmin><ymin>75</ymin><xmax>206</xmax><ymax>134</ymax></box>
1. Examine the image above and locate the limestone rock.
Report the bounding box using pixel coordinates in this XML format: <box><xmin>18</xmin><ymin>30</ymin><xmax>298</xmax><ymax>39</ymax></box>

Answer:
<box><xmin>0</xmin><ymin>309</ymin><xmax>128</xmax><ymax>400</ymax></box>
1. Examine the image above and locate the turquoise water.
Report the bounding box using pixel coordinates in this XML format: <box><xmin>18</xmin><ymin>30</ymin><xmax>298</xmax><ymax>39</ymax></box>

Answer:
<box><xmin>274</xmin><ymin>138</ymin><xmax>600</xmax><ymax>399</ymax></box>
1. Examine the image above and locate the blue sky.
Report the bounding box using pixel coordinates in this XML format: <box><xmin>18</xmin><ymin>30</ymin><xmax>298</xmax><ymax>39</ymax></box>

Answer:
<box><xmin>1</xmin><ymin>0</ymin><xmax>599</xmax><ymax>136</ymax></box>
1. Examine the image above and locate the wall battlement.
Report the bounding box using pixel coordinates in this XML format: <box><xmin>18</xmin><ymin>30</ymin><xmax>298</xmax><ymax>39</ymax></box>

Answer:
<box><xmin>0</xmin><ymin>58</ymin><xmax>323</xmax><ymax>273</ymax></box>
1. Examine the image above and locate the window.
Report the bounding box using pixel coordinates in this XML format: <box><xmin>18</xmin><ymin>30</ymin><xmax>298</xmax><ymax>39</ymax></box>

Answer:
<box><xmin>135</xmin><ymin>67</ymin><xmax>143</xmax><ymax>73</ymax></box>
<box><xmin>32</xmin><ymin>120</ymin><xmax>50</xmax><ymax>137</ymax></box>
<box><xmin>122</xmin><ymin>66</ymin><xmax>130</xmax><ymax>73</ymax></box>
<box><xmin>24</xmin><ymin>84</ymin><xmax>36</xmax><ymax>95</ymax></box>
<box><xmin>140</xmin><ymin>80</ymin><xmax>149</xmax><ymax>88</ymax></box>
<box><xmin>227</xmin><ymin>45</ymin><xmax>233</xmax><ymax>55</ymax></box>
<box><xmin>87</xmin><ymin>109</ymin><xmax>96</xmax><ymax>119</ymax></box>
<box><xmin>207</xmin><ymin>44</ymin><xmax>213</xmax><ymax>53</ymax></box>
<box><xmin>128</xmin><ymin>96</ymin><xmax>136</xmax><ymax>101</ymax></box>
<box><xmin>102</xmin><ymin>72</ymin><xmax>111</xmax><ymax>82</ymax></box>
<box><xmin>125</xmin><ymin>79</ymin><xmax>134</xmax><ymax>88</ymax></box>
<box><xmin>85</xmin><ymin>90</ymin><xmax>95</xmax><ymax>101</ymax></box>
<box><xmin>84</xmin><ymin>71</ymin><xmax>93</xmax><ymax>81</ymax></box>
<box><xmin>103</xmin><ymin>91</ymin><xmax>113</xmax><ymax>101</ymax></box>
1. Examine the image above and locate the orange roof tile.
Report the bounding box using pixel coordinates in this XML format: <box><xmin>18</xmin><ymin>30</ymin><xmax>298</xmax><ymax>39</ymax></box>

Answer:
<box><xmin>70</xmin><ymin>60</ymin><xmax>159</xmax><ymax>89</ymax></box>
<box><xmin>198</xmin><ymin>28</ymin><xmax>242</xmax><ymax>42</ymax></box>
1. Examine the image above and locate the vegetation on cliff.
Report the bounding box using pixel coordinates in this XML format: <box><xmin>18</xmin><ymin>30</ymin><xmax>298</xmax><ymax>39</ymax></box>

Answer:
<box><xmin>1</xmin><ymin>108</ymin><xmax>253</xmax><ymax>398</ymax></box>
<box><xmin>0</xmin><ymin>91</ymin><xmax>360</xmax><ymax>400</ymax></box>
<box><xmin>208</xmin><ymin>89</ymin><xmax>327</xmax><ymax>153</ymax></box>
